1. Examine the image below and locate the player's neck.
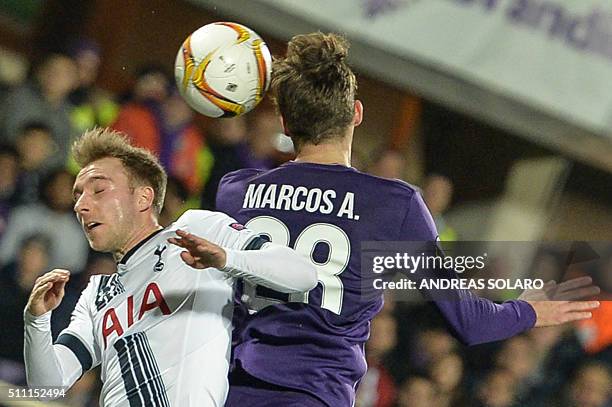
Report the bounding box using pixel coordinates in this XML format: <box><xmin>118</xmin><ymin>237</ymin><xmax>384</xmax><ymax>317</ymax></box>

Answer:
<box><xmin>295</xmin><ymin>138</ymin><xmax>352</xmax><ymax>167</ymax></box>
<box><xmin>114</xmin><ymin>221</ymin><xmax>163</xmax><ymax>262</ymax></box>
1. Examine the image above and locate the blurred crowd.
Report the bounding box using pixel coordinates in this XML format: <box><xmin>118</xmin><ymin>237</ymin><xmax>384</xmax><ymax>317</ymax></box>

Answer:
<box><xmin>0</xmin><ymin>42</ymin><xmax>609</xmax><ymax>406</ymax></box>
<box><xmin>357</xmin><ymin>294</ymin><xmax>612</xmax><ymax>407</ymax></box>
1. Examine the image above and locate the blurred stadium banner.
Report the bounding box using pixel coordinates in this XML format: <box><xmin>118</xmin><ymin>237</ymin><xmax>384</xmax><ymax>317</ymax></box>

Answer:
<box><xmin>194</xmin><ymin>0</ymin><xmax>612</xmax><ymax>172</ymax></box>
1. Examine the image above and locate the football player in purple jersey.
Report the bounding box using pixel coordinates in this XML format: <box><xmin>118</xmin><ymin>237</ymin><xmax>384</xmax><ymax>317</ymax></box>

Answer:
<box><xmin>215</xmin><ymin>32</ymin><xmax>600</xmax><ymax>406</ymax></box>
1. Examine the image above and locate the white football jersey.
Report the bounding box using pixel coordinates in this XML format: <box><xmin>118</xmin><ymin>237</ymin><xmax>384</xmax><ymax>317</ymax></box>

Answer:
<box><xmin>54</xmin><ymin>210</ymin><xmax>266</xmax><ymax>407</ymax></box>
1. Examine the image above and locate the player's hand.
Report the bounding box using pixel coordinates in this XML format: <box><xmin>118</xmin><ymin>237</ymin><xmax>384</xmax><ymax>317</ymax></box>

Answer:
<box><xmin>518</xmin><ymin>276</ymin><xmax>601</xmax><ymax>327</ymax></box>
<box><xmin>26</xmin><ymin>269</ymin><xmax>70</xmax><ymax>317</ymax></box>
<box><xmin>528</xmin><ymin>300</ymin><xmax>600</xmax><ymax>327</ymax></box>
<box><xmin>168</xmin><ymin>229</ymin><xmax>227</xmax><ymax>269</ymax></box>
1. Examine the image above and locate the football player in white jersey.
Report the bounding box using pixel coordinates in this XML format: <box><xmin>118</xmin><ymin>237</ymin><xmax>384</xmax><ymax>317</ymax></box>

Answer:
<box><xmin>23</xmin><ymin>128</ymin><xmax>317</xmax><ymax>406</ymax></box>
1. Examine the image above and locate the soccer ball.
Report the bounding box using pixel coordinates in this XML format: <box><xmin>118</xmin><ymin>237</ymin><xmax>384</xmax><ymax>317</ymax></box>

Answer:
<box><xmin>174</xmin><ymin>22</ymin><xmax>272</xmax><ymax>118</ymax></box>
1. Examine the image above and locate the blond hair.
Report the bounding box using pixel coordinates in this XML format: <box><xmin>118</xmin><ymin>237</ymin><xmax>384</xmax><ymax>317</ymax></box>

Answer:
<box><xmin>271</xmin><ymin>32</ymin><xmax>357</xmax><ymax>151</ymax></box>
<box><xmin>72</xmin><ymin>128</ymin><xmax>167</xmax><ymax>214</ymax></box>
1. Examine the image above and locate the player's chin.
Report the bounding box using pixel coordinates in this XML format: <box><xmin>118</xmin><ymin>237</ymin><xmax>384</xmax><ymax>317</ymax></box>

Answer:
<box><xmin>87</xmin><ymin>238</ymin><xmax>102</xmax><ymax>252</ymax></box>
<box><xmin>86</xmin><ymin>234</ymin><xmax>110</xmax><ymax>253</ymax></box>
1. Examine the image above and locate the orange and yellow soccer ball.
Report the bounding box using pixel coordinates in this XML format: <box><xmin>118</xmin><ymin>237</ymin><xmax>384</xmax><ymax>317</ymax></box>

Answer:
<box><xmin>175</xmin><ymin>22</ymin><xmax>272</xmax><ymax>118</ymax></box>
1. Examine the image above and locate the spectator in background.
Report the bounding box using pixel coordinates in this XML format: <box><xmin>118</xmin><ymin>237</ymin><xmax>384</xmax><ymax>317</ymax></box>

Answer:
<box><xmin>0</xmin><ymin>169</ymin><xmax>88</xmax><ymax>272</ymax></box>
<box><xmin>394</xmin><ymin>374</ymin><xmax>437</xmax><ymax>407</ymax></box>
<box><xmin>529</xmin><ymin>250</ymin><xmax>565</xmax><ymax>284</ymax></box>
<box><xmin>423</xmin><ymin>174</ymin><xmax>457</xmax><ymax>241</ymax></box>
<box><xmin>563</xmin><ymin>361</ymin><xmax>612</xmax><ymax>407</ymax></box>
<box><xmin>68</xmin><ymin>39</ymin><xmax>118</xmax><ymax>133</ymax></box>
<box><xmin>526</xmin><ymin>326</ymin><xmax>591</xmax><ymax>406</ymax></box>
<box><xmin>409</xmin><ymin>326</ymin><xmax>457</xmax><ymax>371</ymax></box>
<box><xmin>428</xmin><ymin>352</ymin><xmax>466</xmax><ymax>407</ymax></box>
<box><xmin>356</xmin><ymin>313</ymin><xmax>397</xmax><ymax>407</ymax></box>
<box><xmin>0</xmin><ymin>144</ymin><xmax>19</xmax><ymax>238</ymax></box>
<box><xmin>113</xmin><ymin>68</ymin><xmax>209</xmax><ymax>198</ymax></box>
<box><xmin>369</xmin><ymin>149</ymin><xmax>406</xmax><ymax>180</ymax></box>
<box><xmin>473</xmin><ymin>368</ymin><xmax>518</xmax><ymax>407</ymax></box>
<box><xmin>13</xmin><ymin>122</ymin><xmax>58</xmax><ymax>204</ymax></box>
<box><xmin>200</xmin><ymin>115</ymin><xmax>249</xmax><ymax>209</ymax></box>
<box><xmin>0</xmin><ymin>46</ymin><xmax>27</xmax><ymax>96</ymax></box>
<box><xmin>0</xmin><ymin>234</ymin><xmax>51</xmax><ymax>366</ymax></box>
<box><xmin>493</xmin><ymin>335</ymin><xmax>538</xmax><ymax>399</ymax></box>
<box><xmin>112</xmin><ymin>64</ymin><xmax>172</xmax><ymax>152</ymax></box>
<box><xmin>161</xmin><ymin>91</ymin><xmax>209</xmax><ymax>197</ymax></box>
<box><xmin>0</xmin><ymin>53</ymin><xmax>78</xmax><ymax>163</ymax></box>
<box><xmin>159</xmin><ymin>176</ymin><xmax>190</xmax><ymax>227</ymax></box>
<box><xmin>576</xmin><ymin>254</ymin><xmax>612</xmax><ymax>356</ymax></box>
<box><xmin>245</xmin><ymin>108</ymin><xmax>283</xmax><ymax>169</ymax></box>
<box><xmin>520</xmin><ymin>326</ymin><xmax>569</xmax><ymax>404</ymax></box>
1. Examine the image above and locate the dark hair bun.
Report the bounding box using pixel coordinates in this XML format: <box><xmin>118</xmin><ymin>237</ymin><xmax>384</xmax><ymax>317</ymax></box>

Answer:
<box><xmin>285</xmin><ymin>32</ymin><xmax>350</xmax><ymax>84</ymax></box>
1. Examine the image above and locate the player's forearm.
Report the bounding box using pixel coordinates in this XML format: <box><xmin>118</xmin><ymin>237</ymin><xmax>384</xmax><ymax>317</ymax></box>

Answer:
<box><xmin>223</xmin><ymin>243</ymin><xmax>318</xmax><ymax>293</ymax></box>
<box><xmin>433</xmin><ymin>291</ymin><xmax>536</xmax><ymax>345</ymax></box>
<box><xmin>412</xmin><ymin>245</ymin><xmax>536</xmax><ymax>345</ymax></box>
<box><xmin>23</xmin><ymin>311</ymin><xmax>81</xmax><ymax>393</ymax></box>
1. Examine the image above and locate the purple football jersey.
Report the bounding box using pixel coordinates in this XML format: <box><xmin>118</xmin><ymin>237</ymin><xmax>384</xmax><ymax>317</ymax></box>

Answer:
<box><xmin>216</xmin><ymin>161</ymin><xmax>536</xmax><ymax>406</ymax></box>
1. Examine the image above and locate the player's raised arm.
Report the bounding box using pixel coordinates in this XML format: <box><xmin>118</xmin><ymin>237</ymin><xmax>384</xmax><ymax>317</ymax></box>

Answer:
<box><xmin>169</xmin><ymin>228</ymin><xmax>318</xmax><ymax>293</ymax></box>
<box><xmin>402</xmin><ymin>192</ymin><xmax>600</xmax><ymax>345</ymax></box>
<box><xmin>24</xmin><ymin>269</ymin><xmax>99</xmax><ymax>397</ymax></box>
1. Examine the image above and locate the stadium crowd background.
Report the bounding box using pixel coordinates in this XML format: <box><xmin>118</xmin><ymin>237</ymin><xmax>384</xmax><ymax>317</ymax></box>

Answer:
<box><xmin>0</xmin><ymin>1</ymin><xmax>610</xmax><ymax>406</ymax></box>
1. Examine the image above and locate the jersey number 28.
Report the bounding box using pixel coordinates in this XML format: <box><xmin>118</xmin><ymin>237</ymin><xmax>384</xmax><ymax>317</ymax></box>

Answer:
<box><xmin>244</xmin><ymin>216</ymin><xmax>350</xmax><ymax>315</ymax></box>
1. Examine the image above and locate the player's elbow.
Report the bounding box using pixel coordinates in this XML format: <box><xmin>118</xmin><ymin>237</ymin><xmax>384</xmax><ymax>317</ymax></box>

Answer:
<box><xmin>299</xmin><ymin>261</ymin><xmax>318</xmax><ymax>292</ymax></box>
<box><xmin>455</xmin><ymin>331</ymin><xmax>482</xmax><ymax>347</ymax></box>
<box><xmin>442</xmin><ymin>319</ymin><xmax>486</xmax><ymax>346</ymax></box>
<box><xmin>451</xmin><ymin>324</ymin><xmax>496</xmax><ymax>346</ymax></box>
<box><xmin>262</xmin><ymin>244</ymin><xmax>317</xmax><ymax>293</ymax></box>
<box><xmin>26</xmin><ymin>371</ymin><xmax>64</xmax><ymax>389</ymax></box>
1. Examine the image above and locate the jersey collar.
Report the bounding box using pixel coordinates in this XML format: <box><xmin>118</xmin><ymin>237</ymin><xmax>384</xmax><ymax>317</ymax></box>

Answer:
<box><xmin>118</xmin><ymin>228</ymin><xmax>164</xmax><ymax>265</ymax></box>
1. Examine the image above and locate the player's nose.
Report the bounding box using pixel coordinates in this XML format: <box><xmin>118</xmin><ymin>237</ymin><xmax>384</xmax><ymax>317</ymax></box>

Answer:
<box><xmin>73</xmin><ymin>194</ymin><xmax>90</xmax><ymax>215</ymax></box>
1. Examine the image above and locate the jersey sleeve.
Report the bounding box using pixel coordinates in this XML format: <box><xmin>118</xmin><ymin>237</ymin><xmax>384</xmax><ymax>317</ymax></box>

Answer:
<box><xmin>399</xmin><ymin>192</ymin><xmax>536</xmax><ymax>345</ymax></box>
<box><xmin>24</xmin><ymin>277</ymin><xmax>101</xmax><ymax>394</ymax></box>
<box><xmin>398</xmin><ymin>190</ymin><xmax>439</xmax><ymax>241</ymax></box>
<box><xmin>54</xmin><ymin>277</ymin><xmax>102</xmax><ymax>372</ymax></box>
<box><xmin>179</xmin><ymin>209</ymin><xmax>269</xmax><ymax>251</ymax></box>
<box><xmin>178</xmin><ymin>209</ymin><xmax>316</xmax><ymax>293</ymax></box>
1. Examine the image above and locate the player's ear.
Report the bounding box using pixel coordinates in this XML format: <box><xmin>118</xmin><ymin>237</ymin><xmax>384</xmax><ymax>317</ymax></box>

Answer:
<box><xmin>136</xmin><ymin>185</ymin><xmax>155</xmax><ymax>212</ymax></box>
<box><xmin>354</xmin><ymin>100</ymin><xmax>363</xmax><ymax>127</ymax></box>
